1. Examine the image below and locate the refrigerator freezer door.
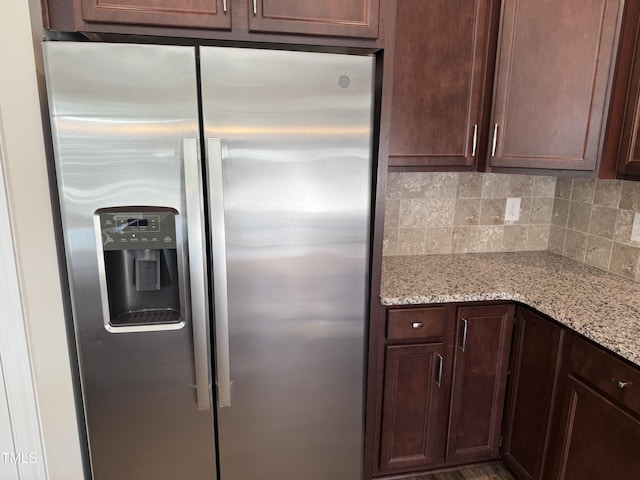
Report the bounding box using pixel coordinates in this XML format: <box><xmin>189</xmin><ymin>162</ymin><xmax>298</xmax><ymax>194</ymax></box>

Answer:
<box><xmin>44</xmin><ymin>42</ymin><xmax>216</xmax><ymax>480</ymax></box>
<box><xmin>201</xmin><ymin>47</ymin><xmax>375</xmax><ymax>480</ymax></box>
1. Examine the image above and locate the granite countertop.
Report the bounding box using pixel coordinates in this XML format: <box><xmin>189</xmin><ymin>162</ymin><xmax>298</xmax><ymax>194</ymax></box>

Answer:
<box><xmin>381</xmin><ymin>251</ymin><xmax>640</xmax><ymax>367</ymax></box>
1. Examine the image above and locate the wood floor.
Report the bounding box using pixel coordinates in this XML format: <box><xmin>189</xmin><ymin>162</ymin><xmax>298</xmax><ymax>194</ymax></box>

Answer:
<box><xmin>403</xmin><ymin>463</ymin><xmax>515</xmax><ymax>480</ymax></box>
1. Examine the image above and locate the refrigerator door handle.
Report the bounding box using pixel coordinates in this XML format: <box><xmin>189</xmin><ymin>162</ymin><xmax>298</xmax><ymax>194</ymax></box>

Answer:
<box><xmin>207</xmin><ymin>137</ymin><xmax>232</xmax><ymax>408</ymax></box>
<box><xmin>184</xmin><ymin>138</ymin><xmax>213</xmax><ymax>411</ymax></box>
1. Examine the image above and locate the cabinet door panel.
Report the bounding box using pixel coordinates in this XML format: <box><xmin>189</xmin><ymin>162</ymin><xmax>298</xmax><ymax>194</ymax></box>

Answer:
<box><xmin>248</xmin><ymin>0</ymin><xmax>379</xmax><ymax>38</ymax></box>
<box><xmin>81</xmin><ymin>0</ymin><xmax>231</xmax><ymax>29</ymax></box>
<box><xmin>446</xmin><ymin>304</ymin><xmax>514</xmax><ymax>464</ymax></box>
<box><xmin>550</xmin><ymin>377</ymin><xmax>640</xmax><ymax>479</ymax></box>
<box><xmin>379</xmin><ymin>343</ymin><xmax>447</xmax><ymax>473</ymax></box>
<box><xmin>489</xmin><ymin>0</ymin><xmax>623</xmax><ymax>171</ymax></box>
<box><xmin>616</xmin><ymin>4</ymin><xmax>640</xmax><ymax>178</ymax></box>
<box><xmin>502</xmin><ymin>307</ymin><xmax>563</xmax><ymax>480</ymax></box>
<box><xmin>388</xmin><ymin>0</ymin><xmax>498</xmax><ymax>169</ymax></box>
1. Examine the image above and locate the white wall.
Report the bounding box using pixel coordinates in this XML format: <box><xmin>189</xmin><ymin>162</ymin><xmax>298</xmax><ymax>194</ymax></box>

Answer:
<box><xmin>0</xmin><ymin>355</ymin><xmax>18</xmax><ymax>480</ymax></box>
<box><xmin>0</xmin><ymin>109</ymin><xmax>46</xmax><ymax>480</ymax></box>
<box><xmin>0</xmin><ymin>2</ymin><xmax>85</xmax><ymax>479</ymax></box>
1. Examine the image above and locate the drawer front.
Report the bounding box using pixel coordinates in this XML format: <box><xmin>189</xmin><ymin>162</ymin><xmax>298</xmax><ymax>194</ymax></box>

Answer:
<box><xmin>387</xmin><ymin>307</ymin><xmax>446</xmax><ymax>341</ymax></box>
<box><xmin>568</xmin><ymin>334</ymin><xmax>640</xmax><ymax>415</ymax></box>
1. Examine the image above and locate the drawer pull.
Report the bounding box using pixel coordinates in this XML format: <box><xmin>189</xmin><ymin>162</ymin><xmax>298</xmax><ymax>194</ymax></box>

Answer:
<box><xmin>612</xmin><ymin>378</ymin><xmax>632</xmax><ymax>389</ymax></box>
<box><xmin>412</xmin><ymin>322</ymin><xmax>424</xmax><ymax>329</ymax></box>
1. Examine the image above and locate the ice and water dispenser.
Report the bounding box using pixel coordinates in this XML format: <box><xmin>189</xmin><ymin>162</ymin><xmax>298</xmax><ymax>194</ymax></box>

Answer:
<box><xmin>96</xmin><ymin>207</ymin><xmax>185</xmax><ymax>331</ymax></box>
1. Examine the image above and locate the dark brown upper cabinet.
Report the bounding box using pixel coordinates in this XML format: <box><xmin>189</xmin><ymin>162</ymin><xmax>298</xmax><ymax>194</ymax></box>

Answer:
<box><xmin>610</xmin><ymin>1</ymin><xmax>640</xmax><ymax>178</ymax></box>
<box><xmin>385</xmin><ymin>0</ymin><xmax>499</xmax><ymax>170</ymax></box>
<box><xmin>78</xmin><ymin>0</ymin><xmax>231</xmax><ymax>30</ymax></box>
<box><xmin>488</xmin><ymin>0</ymin><xmax>625</xmax><ymax>173</ymax></box>
<box><xmin>248</xmin><ymin>0</ymin><xmax>379</xmax><ymax>39</ymax></box>
<box><xmin>42</xmin><ymin>0</ymin><xmax>381</xmax><ymax>45</ymax></box>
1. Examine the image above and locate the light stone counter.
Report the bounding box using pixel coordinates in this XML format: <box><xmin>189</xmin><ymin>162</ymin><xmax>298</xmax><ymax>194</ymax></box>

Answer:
<box><xmin>381</xmin><ymin>251</ymin><xmax>640</xmax><ymax>367</ymax></box>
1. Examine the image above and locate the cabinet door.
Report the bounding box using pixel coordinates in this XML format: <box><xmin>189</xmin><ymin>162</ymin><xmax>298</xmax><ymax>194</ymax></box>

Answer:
<box><xmin>616</xmin><ymin>4</ymin><xmax>640</xmax><ymax>178</ymax></box>
<box><xmin>387</xmin><ymin>0</ymin><xmax>498</xmax><ymax>169</ymax></box>
<box><xmin>80</xmin><ymin>0</ymin><xmax>231</xmax><ymax>29</ymax></box>
<box><xmin>379</xmin><ymin>343</ymin><xmax>448</xmax><ymax>473</ymax></box>
<box><xmin>502</xmin><ymin>307</ymin><xmax>563</xmax><ymax>480</ymax></box>
<box><xmin>548</xmin><ymin>377</ymin><xmax>640</xmax><ymax>479</ymax></box>
<box><xmin>545</xmin><ymin>333</ymin><xmax>640</xmax><ymax>478</ymax></box>
<box><xmin>247</xmin><ymin>0</ymin><xmax>379</xmax><ymax>38</ymax></box>
<box><xmin>446</xmin><ymin>304</ymin><xmax>514</xmax><ymax>464</ymax></box>
<box><xmin>489</xmin><ymin>0</ymin><xmax>624</xmax><ymax>172</ymax></box>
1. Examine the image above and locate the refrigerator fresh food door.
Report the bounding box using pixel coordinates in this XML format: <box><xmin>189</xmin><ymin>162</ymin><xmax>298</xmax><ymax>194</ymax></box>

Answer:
<box><xmin>201</xmin><ymin>46</ymin><xmax>375</xmax><ymax>480</ymax></box>
<box><xmin>43</xmin><ymin>42</ymin><xmax>216</xmax><ymax>480</ymax></box>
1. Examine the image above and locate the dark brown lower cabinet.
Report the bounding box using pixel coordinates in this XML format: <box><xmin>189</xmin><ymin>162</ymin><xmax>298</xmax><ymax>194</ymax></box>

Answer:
<box><xmin>374</xmin><ymin>304</ymin><xmax>640</xmax><ymax>480</ymax></box>
<box><xmin>446</xmin><ymin>304</ymin><xmax>515</xmax><ymax>464</ymax></box>
<box><xmin>378</xmin><ymin>307</ymin><xmax>452</xmax><ymax>475</ymax></box>
<box><xmin>377</xmin><ymin>303</ymin><xmax>515</xmax><ymax>476</ymax></box>
<box><xmin>379</xmin><ymin>343</ymin><xmax>448</xmax><ymax>472</ymax></box>
<box><xmin>545</xmin><ymin>333</ymin><xmax>640</xmax><ymax>479</ymax></box>
<box><xmin>547</xmin><ymin>377</ymin><xmax>640</xmax><ymax>479</ymax></box>
<box><xmin>502</xmin><ymin>307</ymin><xmax>564</xmax><ymax>480</ymax></box>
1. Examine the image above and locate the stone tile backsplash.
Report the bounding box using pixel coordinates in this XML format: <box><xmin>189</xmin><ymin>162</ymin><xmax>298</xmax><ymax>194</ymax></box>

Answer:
<box><xmin>384</xmin><ymin>172</ymin><xmax>556</xmax><ymax>255</ymax></box>
<box><xmin>384</xmin><ymin>171</ymin><xmax>640</xmax><ymax>283</ymax></box>
<box><xmin>549</xmin><ymin>177</ymin><xmax>640</xmax><ymax>281</ymax></box>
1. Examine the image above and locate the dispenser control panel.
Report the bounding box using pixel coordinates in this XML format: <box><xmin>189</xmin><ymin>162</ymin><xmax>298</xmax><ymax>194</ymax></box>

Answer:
<box><xmin>97</xmin><ymin>209</ymin><xmax>177</xmax><ymax>251</ymax></box>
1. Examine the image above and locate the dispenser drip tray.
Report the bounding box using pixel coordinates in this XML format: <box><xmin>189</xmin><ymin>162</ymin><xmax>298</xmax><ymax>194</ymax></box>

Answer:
<box><xmin>112</xmin><ymin>308</ymin><xmax>181</xmax><ymax>326</ymax></box>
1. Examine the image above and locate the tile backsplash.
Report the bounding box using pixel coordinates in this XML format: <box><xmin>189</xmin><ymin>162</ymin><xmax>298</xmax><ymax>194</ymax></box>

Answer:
<box><xmin>384</xmin><ymin>172</ymin><xmax>640</xmax><ymax>283</ymax></box>
<box><xmin>549</xmin><ymin>177</ymin><xmax>640</xmax><ymax>281</ymax></box>
<box><xmin>384</xmin><ymin>172</ymin><xmax>556</xmax><ymax>255</ymax></box>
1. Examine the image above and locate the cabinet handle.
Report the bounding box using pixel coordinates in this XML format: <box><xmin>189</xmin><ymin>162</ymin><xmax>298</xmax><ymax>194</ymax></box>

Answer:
<box><xmin>253</xmin><ymin>0</ymin><xmax>257</xmax><ymax>15</ymax></box>
<box><xmin>223</xmin><ymin>0</ymin><xmax>227</xmax><ymax>13</ymax></box>
<box><xmin>459</xmin><ymin>318</ymin><xmax>468</xmax><ymax>352</ymax></box>
<box><xmin>435</xmin><ymin>353</ymin><xmax>444</xmax><ymax>388</ymax></box>
<box><xmin>471</xmin><ymin>124</ymin><xmax>478</xmax><ymax>157</ymax></box>
<box><xmin>611</xmin><ymin>378</ymin><xmax>632</xmax><ymax>389</ymax></box>
<box><xmin>491</xmin><ymin>124</ymin><xmax>498</xmax><ymax>157</ymax></box>
<box><xmin>411</xmin><ymin>322</ymin><xmax>424</xmax><ymax>329</ymax></box>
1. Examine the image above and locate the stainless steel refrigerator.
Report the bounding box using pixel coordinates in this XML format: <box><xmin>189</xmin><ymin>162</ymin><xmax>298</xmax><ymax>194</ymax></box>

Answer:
<box><xmin>43</xmin><ymin>42</ymin><xmax>374</xmax><ymax>480</ymax></box>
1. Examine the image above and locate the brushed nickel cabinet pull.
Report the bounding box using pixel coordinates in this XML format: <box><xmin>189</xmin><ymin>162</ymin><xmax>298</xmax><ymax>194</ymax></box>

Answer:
<box><xmin>611</xmin><ymin>378</ymin><xmax>632</xmax><ymax>389</ymax></box>
<box><xmin>223</xmin><ymin>0</ymin><xmax>227</xmax><ymax>13</ymax></box>
<box><xmin>435</xmin><ymin>353</ymin><xmax>444</xmax><ymax>388</ymax></box>
<box><xmin>253</xmin><ymin>0</ymin><xmax>257</xmax><ymax>15</ymax></box>
<box><xmin>491</xmin><ymin>123</ymin><xmax>498</xmax><ymax>157</ymax></box>
<box><xmin>459</xmin><ymin>318</ymin><xmax>468</xmax><ymax>352</ymax></box>
<box><xmin>412</xmin><ymin>322</ymin><xmax>424</xmax><ymax>329</ymax></box>
<box><xmin>471</xmin><ymin>124</ymin><xmax>478</xmax><ymax>157</ymax></box>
